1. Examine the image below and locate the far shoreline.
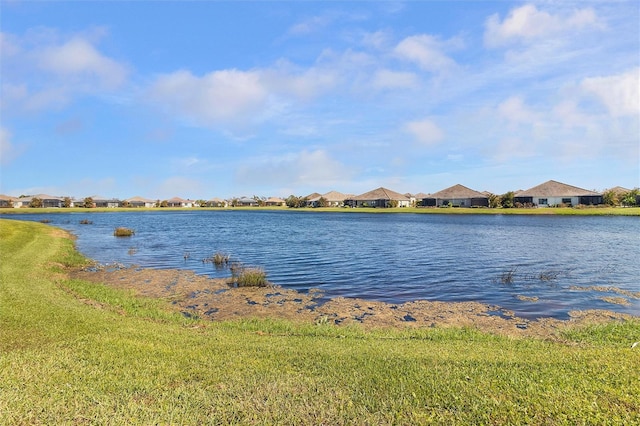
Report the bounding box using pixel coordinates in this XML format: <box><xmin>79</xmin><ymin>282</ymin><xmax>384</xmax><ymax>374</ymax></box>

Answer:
<box><xmin>1</xmin><ymin>205</ymin><xmax>639</xmax><ymax>216</ymax></box>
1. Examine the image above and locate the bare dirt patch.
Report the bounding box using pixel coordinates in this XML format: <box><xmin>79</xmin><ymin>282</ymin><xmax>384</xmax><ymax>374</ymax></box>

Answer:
<box><xmin>69</xmin><ymin>265</ymin><xmax>636</xmax><ymax>340</ymax></box>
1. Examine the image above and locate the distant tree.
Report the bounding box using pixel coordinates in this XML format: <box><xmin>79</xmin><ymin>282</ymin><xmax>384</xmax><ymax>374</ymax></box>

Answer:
<box><xmin>388</xmin><ymin>199</ymin><xmax>399</xmax><ymax>208</ymax></box>
<box><xmin>501</xmin><ymin>191</ymin><xmax>515</xmax><ymax>208</ymax></box>
<box><xmin>29</xmin><ymin>197</ymin><xmax>43</xmax><ymax>208</ymax></box>
<box><xmin>285</xmin><ymin>195</ymin><xmax>308</xmax><ymax>208</ymax></box>
<box><xmin>195</xmin><ymin>199</ymin><xmax>207</xmax><ymax>207</ymax></box>
<box><xmin>155</xmin><ymin>199</ymin><xmax>161</xmax><ymax>208</ymax></box>
<box><xmin>121</xmin><ymin>200</ymin><xmax>130</xmax><ymax>208</ymax></box>
<box><xmin>316</xmin><ymin>197</ymin><xmax>328</xmax><ymax>208</ymax></box>
<box><xmin>602</xmin><ymin>190</ymin><xmax>619</xmax><ymax>206</ymax></box>
<box><xmin>160</xmin><ymin>200</ymin><xmax>168</xmax><ymax>208</ymax></box>
<box><xmin>488</xmin><ymin>193</ymin><xmax>501</xmax><ymax>208</ymax></box>
<box><xmin>63</xmin><ymin>197</ymin><xmax>72</xmax><ymax>208</ymax></box>
<box><xmin>253</xmin><ymin>196</ymin><xmax>266</xmax><ymax>207</ymax></box>
<box><xmin>621</xmin><ymin>189</ymin><xmax>639</xmax><ymax>207</ymax></box>
<box><xmin>83</xmin><ymin>197</ymin><xmax>94</xmax><ymax>208</ymax></box>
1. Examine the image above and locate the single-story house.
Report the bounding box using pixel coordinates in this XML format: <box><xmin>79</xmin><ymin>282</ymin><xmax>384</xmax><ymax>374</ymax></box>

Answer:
<box><xmin>237</xmin><ymin>197</ymin><xmax>258</xmax><ymax>207</ymax></box>
<box><xmin>307</xmin><ymin>191</ymin><xmax>353</xmax><ymax>207</ymax></box>
<box><xmin>91</xmin><ymin>195</ymin><xmax>121</xmax><ymax>208</ymax></box>
<box><xmin>14</xmin><ymin>194</ymin><xmax>65</xmax><ymax>208</ymax></box>
<box><xmin>206</xmin><ymin>197</ymin><xmax>227</xmax><ymax>207</ymax></box>
<box><xmin>0</xmin><ymin>194</ymin><xmax>17</xmax><ymax>208</ymax></box>
<box><xmin>345</xmin><ymin>187</ymin><xmax>411</xmax><ymax>208</ymax></box>
<box><xmin>166</xmin><ymin>197</ymin><xmax>194</xmax><ymax>208</ymax></box>
<box><xmin>513</xmin><ymin>180</ymin><xmax>602</xmax><ymax>207</ymax></box>
<box><xmin>422</xmin><ymin>184</ymin><xmax>489</xmax><ymax>207</ymax></box>
<box><xmin>265</xmin><ymin>197</ymin><xmax>286</xmax><ymax>207</ymax></box>
<box><xmin>126</xmin><ymin>196</ymin><xmax>156</xmax><ymax>208</ymax></box>
<box><xmin>304</xmin><ymin>193</ymin><xmax>323</xmax><ymax>207</ymax></box>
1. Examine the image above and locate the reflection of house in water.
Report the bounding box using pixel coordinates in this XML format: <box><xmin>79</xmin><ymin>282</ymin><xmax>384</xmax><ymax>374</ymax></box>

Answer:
<box><xmin>514</xmin><ymin>180</ymin><xmax>602</xmax><ymax>207</ymax></box>
<box><xmin>421</xmin><ymin>184</ymin><xmax>489</xmax><ymax>207</ymax></box>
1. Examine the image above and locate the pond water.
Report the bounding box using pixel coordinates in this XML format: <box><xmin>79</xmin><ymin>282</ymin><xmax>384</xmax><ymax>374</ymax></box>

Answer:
<box><xmin>5</xmin><ymin>210</ymin><xmax>639</xmax><ymax>319</ymax></box>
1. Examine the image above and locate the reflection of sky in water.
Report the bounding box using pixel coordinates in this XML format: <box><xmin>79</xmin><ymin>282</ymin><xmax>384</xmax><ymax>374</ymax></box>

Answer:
<box><xmin>8</xmin><ymin>211</ymin><xmax>640</xmax><ymax>320</ymax></box>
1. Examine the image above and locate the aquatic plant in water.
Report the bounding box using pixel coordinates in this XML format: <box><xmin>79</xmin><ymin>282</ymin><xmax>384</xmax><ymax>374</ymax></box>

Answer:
<box><xmin>113</xmin><ymin>227</ymin><xmax>135</xmax><ymax>237</ymax></box>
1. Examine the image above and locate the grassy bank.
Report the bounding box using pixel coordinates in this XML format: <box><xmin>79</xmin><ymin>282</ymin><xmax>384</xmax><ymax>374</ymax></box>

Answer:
<box><xmin>1</xmin><ymin>220</ymin><xmax>639</xmax><ymax>424</ymax></box>
<box><xmin>1</xmin><ymin>205</ymin><xmax>639</xmax><ymax>215</ymax></box>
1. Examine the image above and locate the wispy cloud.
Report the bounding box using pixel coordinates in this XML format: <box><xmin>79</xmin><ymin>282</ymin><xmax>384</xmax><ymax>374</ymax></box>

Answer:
<box><xmin>403</xmin><ymin>118</ymin><xmax>444</xmax><ymax>146</ymax></box>
<box><xmin>394</xmin><ymin>34</ymin><xmax>460</xmax><ymax>74</ymax></box>
<box><xmin>581</xmin><ymin>68</ymin><xmax>639</xmax><ymax>117</ymax></box>
<box><xmin>484</xmin><ymin>4</ymin><xmax>602</xmax><ymax>48</ymax></box>
<box><xmin>1</xmin><ymin>29</ymin><xmax>129</xmax><ymax>112</ymax></box>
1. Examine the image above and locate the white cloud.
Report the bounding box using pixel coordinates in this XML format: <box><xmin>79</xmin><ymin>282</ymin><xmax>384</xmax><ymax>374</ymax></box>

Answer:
<box><xmin>148</xmin><ymin>69</ymin><xmax>269</xmax><ymax>127</ymax></box>
<box><xmin>0</xmin><ymin>127</ymin><xmax>19</xmax><ymax>165</ymax></box>
<box><xmin>484</xmin><ymin>4</ymin><xmax>600</xmax><ymax>48</ymax></box>
<box><xmin>2</xmin><ymin>30</ymin><xmax>129</xmax><ymax>112</ymax></box>
<box><xmin>403</xmin><ymin>118</ymin><xmax>444</xmax><ymax>146</ymax></box>
<box><xmin>394</xmin><ymin>35</ymin><xmax>457</xmax><ymax>73</ymax></box>
<box><xmin>581</xmin><ymin>68</ymin><xmax>639</xmax><ymax>117</ymax></box>
<box><xmin>497</xmin><ymin>96</ymin><xmax>538</xmax><ymax>125</ymax></box>
<box><xmin>37</xmin><ymin>37</ymin><xmax>127</xmax><ymax>88</ymax></box>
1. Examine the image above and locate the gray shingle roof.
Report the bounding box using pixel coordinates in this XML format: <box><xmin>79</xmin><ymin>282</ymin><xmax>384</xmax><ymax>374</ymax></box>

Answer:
<box><xmin>426</xmin><ymin>184</ymin><xmax>487</xmax><ymax>199</ymax></box>
<box><xmin>351</xmin><ymin>187</ymin><xmax>410</xmax><ymax>201</ymax></box>
<box><xmin>516</xmin><ymin>180</ymin><xmax>601</xmax><ymax>197</ymax></box>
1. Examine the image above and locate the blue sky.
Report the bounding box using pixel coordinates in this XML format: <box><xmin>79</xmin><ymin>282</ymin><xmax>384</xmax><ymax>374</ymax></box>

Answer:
<box><xmin>1</xmin><ymin>1</ymin><xmax>638</xmax><ymax>200</ymax></box>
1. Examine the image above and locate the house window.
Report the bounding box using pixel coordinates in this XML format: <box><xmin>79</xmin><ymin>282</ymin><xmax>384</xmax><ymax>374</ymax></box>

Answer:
<box><xmin>562</xmin><ymin>198</ymin><xmax>572</xmax><ymax>205</ymax></box>
<box><xmin>538</xmin><ymin>198</ymin><xmax>548</xmax><ymax>205</ymax></box>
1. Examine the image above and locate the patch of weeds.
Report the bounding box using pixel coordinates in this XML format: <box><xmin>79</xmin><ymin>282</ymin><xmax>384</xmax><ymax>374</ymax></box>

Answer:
<box><xmin>39</xmin><ymin>219</ymin><xmax>52</xmax><ymax>223</ymax></box>
<box><xmin>203</xmin><ymin>251</ymin><xmax>230</xmax><ymax>266</ymax></box>
<box><xmin>499</xmin><ymin>268</ymin><xmax>517</xmax><ymax>284</ymax></box>
<box><xmin>79</xmin><ymin>219</ymin><xmax>93</xmax><ymax>225</ymax></box>
<box><xmin>113</xmin><ymin>227</ymin><xmax>135</xmax><ymax>237</ymax></box>
<box><xmin>229</xmin><ymin>263</ymin><xmax>269</xmax><ymax>287</ymax></box>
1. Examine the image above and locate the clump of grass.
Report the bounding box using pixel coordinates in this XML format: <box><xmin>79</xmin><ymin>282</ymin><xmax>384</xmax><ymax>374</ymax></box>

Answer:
<box><xmin>213</xmin><ymin>252</ymin><xmax>230</xmax><ymax>266</ymax></box>
<box><xmin>79</xmin><ymin>219</ymin><xmax>93</xmax><ymax>225</ymax></box>
<box><xmin>39</xmin><ymin>219</ymin><xmax>51</xmax><ymax>223</ymax></box>
<box><xmin>113</xmin><ymin>227</ymin><xmax>135</xmax><ymax>237</ymax></box>
<box><xmin>202</xmin><ymin>251</ymin><xmax>230</xmax><ymax>266</ymax></box>
<box><xmin>229</xmin><ymin>263</ymin><xmax>269</xmax><ymax>287</ymax></box>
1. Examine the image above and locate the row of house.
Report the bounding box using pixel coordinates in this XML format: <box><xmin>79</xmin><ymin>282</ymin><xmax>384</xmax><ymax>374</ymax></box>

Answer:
<box><xmin>343</xmin><ymin>180</ymin><xmax>609</xmax><ymax>208</ymax></box>
<box><xmin>0</xmin><ymin>180</ymin><xmax>635</xmax><ymax>209</ymax></box>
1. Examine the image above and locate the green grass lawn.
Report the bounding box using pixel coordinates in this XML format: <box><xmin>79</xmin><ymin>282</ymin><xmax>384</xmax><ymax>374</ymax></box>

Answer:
<box><xmin>1</xmin><ymin>219</ymin><xmax>639</xmax><ymax>424</ymax></box>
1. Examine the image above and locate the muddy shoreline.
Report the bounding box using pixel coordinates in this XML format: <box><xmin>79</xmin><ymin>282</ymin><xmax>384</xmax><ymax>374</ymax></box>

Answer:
<box><xmin>70</xmin><ymin>264</ymin><xmax>636</xmax><ymax>340</ymax></box>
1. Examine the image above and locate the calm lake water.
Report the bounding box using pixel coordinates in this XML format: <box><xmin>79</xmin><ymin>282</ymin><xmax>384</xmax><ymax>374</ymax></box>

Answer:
<box><xmin>6</xmin><ymin>210</ymin><xmax>640</xmax><ymax>319</ymax></box>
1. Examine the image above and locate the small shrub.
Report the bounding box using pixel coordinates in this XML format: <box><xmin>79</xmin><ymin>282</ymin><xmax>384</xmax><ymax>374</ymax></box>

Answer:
<box><xmin>229</xmin><ymin>263</ymin><xmax>269</xmax><ymax>287</ymax></box>
<box><xmin>113</xmin><ymin>227</ymin><xmax>135</xmax><ymax>237</ymax></box>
